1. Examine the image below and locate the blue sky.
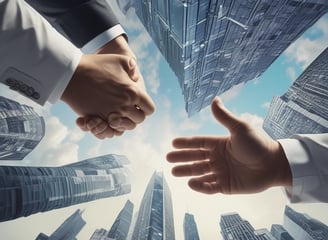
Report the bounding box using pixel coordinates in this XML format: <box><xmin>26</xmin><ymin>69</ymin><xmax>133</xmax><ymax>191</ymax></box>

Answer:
<box><xmin>0</xmin><ymin>3</ymin><xmax>327</xmax><ymax>239</ymax></box>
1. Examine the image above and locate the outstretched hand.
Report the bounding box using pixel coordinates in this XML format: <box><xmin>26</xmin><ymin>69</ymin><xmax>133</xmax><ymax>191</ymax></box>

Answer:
<box><xmin>166</xmin><ymin>97</ymin><xmax>292</xmax><ymax>195</ymax></box>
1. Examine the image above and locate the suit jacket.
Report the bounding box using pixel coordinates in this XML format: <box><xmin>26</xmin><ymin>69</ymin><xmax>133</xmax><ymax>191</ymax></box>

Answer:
<box><xmin>0</xmin><ymin>0</ymin><xmax>120</xmax><ymax>105</ymax></box>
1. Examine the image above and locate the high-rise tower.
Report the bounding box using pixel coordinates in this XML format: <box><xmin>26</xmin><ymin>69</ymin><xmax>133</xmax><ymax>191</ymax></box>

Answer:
<box><xmin>271</xmin><ymin>224</ymin><xmax>294</xmax><ymax>240</ymax></box>
<box><xmin>220</xmin><ymin>212</ymin><xmax>276</xmax><ymax>240</ymax></box>
<box><xmin>0</xmin><ymin>96</ymin><xmax>45</xmax><ymax>160</ymax></box>
<box><xmin>35</xmin><ymin>209</ymin><xmax>86</xmax><ymax>240</ymax></box>
<box><xmin>117</xmin><ymin>0</ymin><xmax>328</xmax><ymax>116</ymax></box>
<box><xmin>0</xmin><ymin>154</ymin><xmax>131</xmax><ymax>222</ymax></box>
<box><xmin>107</xmin><ymin>200</ymin><xmax>134</xmax><ymax>240</ymax></box>
<box><xmin>283</xmin><ymin>206</ymin><xmax>328</xmax><ymax>240</ymax></box>
<box><xmin>183</xmin><ymin>213</ymin><xmax>200</xmax><ymax>240</ymax></box>
<box><xmin>263</xmin><ymin>47</ymin><xmax>328</xmax><ymax>139</ymax></box>
<box><xmin>131</xmin><ymin>171</ymin><xmax>175</xmax><ymax>240</ymax></box>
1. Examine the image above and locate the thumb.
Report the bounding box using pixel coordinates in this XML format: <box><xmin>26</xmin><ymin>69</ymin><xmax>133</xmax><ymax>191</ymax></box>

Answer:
<box><xmin>211</xmin><ymin>97</ymin><xmax>243</xmax><ymax>133</ymax></box>
<box><xmin>123</xmin><ymin>57</ymin><xmax>140</xmax><ymax>82</ymax></box>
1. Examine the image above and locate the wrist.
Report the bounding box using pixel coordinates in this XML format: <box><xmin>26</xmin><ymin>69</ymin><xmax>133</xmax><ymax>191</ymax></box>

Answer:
<box><xmin>272</xmin><ymin>141</ymin><xmax>293</xmax><ymax>187</ymax></box>
<box><xmin>96</xmin><ymin>35</ymin><xmax>136</xmax><ymax>59</ymax></box>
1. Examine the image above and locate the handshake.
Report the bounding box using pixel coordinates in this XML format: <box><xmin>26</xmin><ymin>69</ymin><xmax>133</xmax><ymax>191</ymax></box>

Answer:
<box><xmin>61</xmin><ymin>35</ymin><xmax>155</xmax><ymax>139</ymax></box>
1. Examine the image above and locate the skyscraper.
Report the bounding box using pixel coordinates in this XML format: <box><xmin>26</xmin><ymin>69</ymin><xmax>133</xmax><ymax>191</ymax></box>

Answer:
<box><xmin>283</xmin><ymin>206</ymin><xmax>328</xmax><ymax>240</ymax></box>
<box><xmin>183</xmin><ymin>213</ymin><xmax>200</xmax><ymax>240</ymax></box>
<box><xmin>220</xmin><ymin>212</ymin><xmax>276</xmax><ymax>240</ymax></box>
<box><xmin>263</xmin><ymin>47</ymin><xmax>328</xmax><ymax>139</ymax></box>
<box><xmin>0</xmin><ymin>154</ymin><xmax>131</xmax><ymax>222</ymax></box>
<box><xmin>0</xmin><ymin>96</ymin><xmax>45</xmax><ymax>160</ymax></box>
<box><xmin>107</xmin><ymin>200</ymin><xmax>134</xmax><ymax>240</ymax></box>
<box><xmin>117</xmin><ymin>0</ymin><xmax>328</xmax><ymax>116</ymax></box>
<box><xmin>35</xmin><ymin>209</ymin><xmax>86</xmax><ymax>240</ymax></box>
<box><xmin>271</xmin><ymin>224</ymin><xmax>294</xmax><ymax>240</ymax></box>
<box><xmin>131</xmin><ymin>171</ymin><xmax>175</xmax><ymax>240</ymax></box>
<box><xmin>89</xmin><ymin>228</ymin><xmax>110</xmax><ymax>240</ymax></box>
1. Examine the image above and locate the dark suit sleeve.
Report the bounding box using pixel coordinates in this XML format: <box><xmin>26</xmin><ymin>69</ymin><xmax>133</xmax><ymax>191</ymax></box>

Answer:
<box><xmin>26</xmin><ymin>0</ymin><xmax>120</xmax><ymax>48</ymax></box>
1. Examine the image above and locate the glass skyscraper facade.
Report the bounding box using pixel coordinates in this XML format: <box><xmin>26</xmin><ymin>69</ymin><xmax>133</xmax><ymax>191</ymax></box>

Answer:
<box><xmin>271</xmin><ymin>224</ymin><xmax>294</xmax><ymax>240</ymax></box>
<box><xmin>107</xmin><ymin>199</ymin><xmax>134</xmax><ymax>240</ymax></box>
<box><xmin>89</xmin><ymin>228</ymin><xmax>110</xmax><ymax>240</ymax></box>
<box><xmin>283</xmin><ymin>206</ymin><xmax>328</xmax><ymax>240</ymax></box>
<box><xmin>0</xmin><ymin>96</ymin><xmax>45</xmax><ymax>160</ymax></box>
<box><xmin>35</xmin><ymin>209</ymin><xmax>86</xmax><ymax>240</ymax></box>
<box><xmin>263</xmin><ymin>47</ymin><xmax>328</xmax><ymax>139</ymax></box>
<box><xmin>183</xmin><ymin>213</ymin><xmax>200</xmax><ymax>240</ymax></box>
<box><xmin>117</xmin><ymin>0</ymin><xmax>328</xmax><ymax>116</ymax></box>
<box><xmin>131</xmin><ymin>171</ymin><xmax>175</xmax><ymax>240</ymax></box>
<box><xmin>220</xmin><ymin>213</ymin><xmax>261</xmax><ymax>240</ymax></box>
<box><xmin>0</xmin><ymin>154</ymin><xmax>131</xmax><ymax>222</ymax></box>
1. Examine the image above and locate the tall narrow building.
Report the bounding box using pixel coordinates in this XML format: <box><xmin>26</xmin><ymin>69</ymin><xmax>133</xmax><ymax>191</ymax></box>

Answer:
<box><xmin>283</xmin><ymin>206</ymin><xmax>328</xmax><ymax>240</ymax></box>
<box><xmin>117</xmin><ymin>0</ymin><xmax>328</xmax><ymax>116</ymax></box>
<box><xmin>89</xmin><ymin>228</ymin><xmax>110</xmax><ymax>240</ymax></box>
<box><xmin>263</xmin><ymin>47</ymin><xmax>328</xmax><ymax>139</ymax></box>
<box><xmin>0</xmin><ymin>154</ymin><xmax>131</xmax><ymax>222</ymax></box>
<box><xmin>271</xmin><ymin>224</ymin><xmax>294</xmax><ymax>240</ymax></box>
<box><xmin>220</xmin><ymin>212</ymin><xmax>274</xmax><ymax>240</ymax></box>
<box><xmin>183</xmin><ymin>213</ymin><xmax>200</xmax><ymax>240</ymax></box>
<box><xmin>35</xmin><ymin>209</ymin><xmax>86</xmax><ymax>240</ymax></box>
<box><xmin>107</xmin><ymin>200</ymin><xmax>134</xmax><ymax>240</ymax></box>
<box><xmin>131</xmin><ymin>171</ymin><xmax>175</xmax><ymax>240</ymax></box>
<box><xmin>0</xmin><ymin>96</ymin><xmax>45</xmax><ymax>160</ymax></box>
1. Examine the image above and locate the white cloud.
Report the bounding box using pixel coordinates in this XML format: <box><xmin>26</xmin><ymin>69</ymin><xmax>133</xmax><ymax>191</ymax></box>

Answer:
<box><xmin>286</xmin><ymin>66</ymin><xmax>297</xmax><ymax>81</ymax></box>
<box><xmin>261</xmin><ymin>101</ymin><xmax>271</xmax><ymax>110</ymax></box>
<box><xmin>284</xmin><ymin>15</ymin><xmax>328</xmax><ymax>70</ymax></box>
<box><xmin>22</xmin><ymin>116</ymin><xmax>83</xmax><ymax>166</ymax></box>
<box><xmin>219</xmin><ymin>82</ymin><xmax>244</xmax><ymax>101</ymax></box>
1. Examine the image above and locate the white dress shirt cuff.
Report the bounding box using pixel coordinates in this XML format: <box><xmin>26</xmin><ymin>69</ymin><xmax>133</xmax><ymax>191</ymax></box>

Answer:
<box><xmin>278</xmin><ymin>138</ymin><xmax>320</xmax><ymax>203</ymax></box>
<box><xmin>48</xmin><ymin>49</ymin><xmax>83</xmax><ymax>104</ymax></box>
<box><xmin>81</xmin><ymin>24</ymin><xmax>127</xmax><ymax>54</ymax></box>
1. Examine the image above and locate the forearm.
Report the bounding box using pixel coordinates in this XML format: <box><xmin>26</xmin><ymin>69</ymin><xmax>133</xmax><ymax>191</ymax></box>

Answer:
<box><xmin>0</xmin><ymin>0</ymin><xmax>82</xmax><ymax>105</ymax></box>
<box><xmin>26</xmin><ymin>0</ymin><xmax>122</xmax><ymax>49</ymax></box>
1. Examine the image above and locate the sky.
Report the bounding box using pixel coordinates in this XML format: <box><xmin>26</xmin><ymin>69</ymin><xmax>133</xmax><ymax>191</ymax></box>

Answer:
<box><xmin>0</xmin><ymin>2</ymin><xmax>328</xmax><ymax>240</ymax></box>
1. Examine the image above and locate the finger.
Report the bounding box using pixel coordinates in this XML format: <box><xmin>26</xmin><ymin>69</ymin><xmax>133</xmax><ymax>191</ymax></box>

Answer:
<box><xmin>122</xmin><ymin>106</ymin><xmax>146</xmax><ymax>124</ymax></box>
<box><xmin>93</xmin><ymin>127</ymin><xmax>115</xmax><ymax>139</ymax></box>
<box><xmin>76</xmin><ymin>117</ymin><xmax>88</xmax><ymax>131</ymax></box>
<box><xmin>211</xmin><ymin>97</ymin><xmax>244</xmax><ymax>133</ymax></box>
<box><xmin>171</xmin><ymin>161</ymin><xmax>212</xmax><ymax>177</ymax></box>
<box><xmin>188</xmin><ymin>174</ymin><xmax>222</xmax><ymax>194</ymax></box>
<box><xmin>166</xmin><ymin>149</ymin><xmax>209</xmax><ymax>163</ymax></box>
<box><xmin>172</xmin><ymin>137</ymin><xmax>219</xmax><ymax>150</ymax></box>
<box><xmin>127</xmin><ymin>58</ymin><xmax>141</xmax><ymax>82</ymax></box>
<box><xmin>135</xmin><ymin>91</ymin><xmax>156</xmax><ymax>116</ymax></box>
<box><xmin>90</xmin><ymin>122</ymin><xmax>109</xmax><ymax>135</ymax></box>
<box><xmin>113</xmin><ymin>130</ymin><xmax>124</xmax><ymax>136</ymax></box>
<box><xmin>109</xmin><ymin>117</ymin><xmax>137</xmax><ymax>131</ymax></box>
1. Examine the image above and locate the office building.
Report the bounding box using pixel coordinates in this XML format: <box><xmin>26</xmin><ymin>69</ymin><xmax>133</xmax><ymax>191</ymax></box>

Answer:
<box><xmin>89</xmin><ymin>228</ymin><xmax>110</xmax><ymax>240</ymax></box>
<box><xmin>0</xmin><ymin>154</ymin><xmax>131</xmax><ymax>222</ymax></box>
<box><xmin>283</xmin><ymin>206</ymin><xmax>328</xmax><ymax>240</ymax></box>
<box><xmin>131</xmin><ymin>171</ymin><xmax>175</xmax><ymax>240</ymax></box>
<box><xmin>183</xmin><ymin>213</ymin><xmax>200</xmax><ymax>240</ymax></box>
<box><xmin>220</xmin><ymin>212</ymin><xmax>277</xmax><ymax>240</ymax></box>
<box><xmin>107</xmin><ymin>200</ymin><xmax>134</xmax><ymax>240</ymax></box>
<box><xmin>263</xmin><ymin>47</ymin><xmax>328</xmax><ymax>139</ymax></box>
<box><xmin>0</xmin><ymin>96</ymin><xmax>45</xmax><ymax>160</ymax></box>
<box><xmin>35</xmin><ymin>209</ymin><xmax>86</xmax><ymax>240</ymax></box>
<box><xmin>271</xmin><ymin>224</ymin><xmax>294</xmax><ymax>240</ymax></box>
<box><xmin>117</xmin><ymin>0</ymin><xmax>328</xmax><ymax>116</ymax></box>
